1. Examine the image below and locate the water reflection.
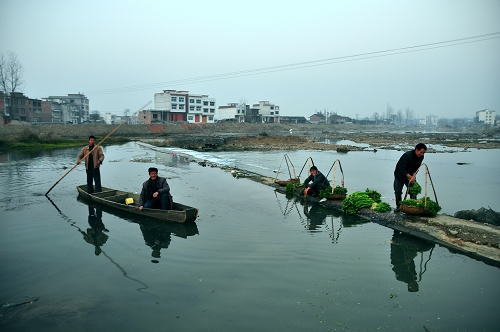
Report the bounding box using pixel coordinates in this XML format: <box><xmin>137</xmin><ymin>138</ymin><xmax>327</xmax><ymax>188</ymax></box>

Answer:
<box><xmin>77</xmin><ymin>196</ymin><xmax>199</xmax><ymax>262</ymax></box>
<box><xmin>274</xmin><ymin>191</ymin><xmax>370</xmax><ymax>242</ymax></box>
<box><xmin>303</xmin><ymin>200</ymin><xmax>328</xmax><ymax>230</ymax></box>
<box><xmin>78</xmin><ymin>207</ymin><xmax>109</xmax><ymax>256</ymax></box>
<box><xmin>390</xmin><ymin>231</ymin><xmax>434</xmax><ymax>292</ymax></box>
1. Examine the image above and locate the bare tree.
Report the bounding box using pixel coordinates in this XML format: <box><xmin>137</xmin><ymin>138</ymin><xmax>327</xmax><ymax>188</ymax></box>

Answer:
<box><xmin>405</xmin><ymin>107</ymin><xmax>414</xmax><ymax>125</ymax></box>
<box><xmin>373</xmin><ymin>112</ymin><xmax>379</xmax><ymax>125</ymax></box>
<box><xmin>386</xmin><ymin>104</ymin><xmax>394</xmax><ymax>124</ymax></box>
<box><xmin>0</xmin><ymin>51</ymin><xmax>24</xmax><ymax>94</ymax></box>
<box><xmin>90</xmin><ymin>110</ymin><xmax>101</xmax><ymax>122</ymax></box>
<box><xmin>396</xmin><ymin>109</ymin><xmax>403</xmax><ymax>125</ymax></box>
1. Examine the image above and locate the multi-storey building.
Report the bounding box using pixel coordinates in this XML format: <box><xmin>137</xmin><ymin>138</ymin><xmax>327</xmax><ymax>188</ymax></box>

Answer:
<box><xmin>151</xmin><ymin>90</ymin><xmax>216</xmax><ymax>123</ymax></box>
<box><xmin>217</xmin><ymin>103</ymin><xmax>247</xmax><ymax>122</ymax></box>
<box><xmin>252</xmin><ymin>101</ymin><xmax>280</xmax><ymax>123</ymax></box>
<box><xmin>43</xmin><ymin>93</ymin><xmax>89</xmax><ymax>124</ymax></box>
<box><xmin>476</xmin><ymin>109</ymin><xmax>496</xmax><ymax>125</ymax></box>
<box><xmin>0</xmin><ymin>92</ymin><xmax>52</xmax><ymax>123</ymax></box>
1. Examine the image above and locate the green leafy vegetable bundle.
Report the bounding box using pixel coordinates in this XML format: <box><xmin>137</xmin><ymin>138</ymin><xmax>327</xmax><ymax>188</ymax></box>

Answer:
<box><xmin>319</xmin><ymin>186</ymin><xmax>348</xmax><ymax>199</ymax></box>
<box><xmin>364</xmin><ymin>188</ymin><xmax>382</xmax><ymax>203</ymax></box>
<box><xmin>371</xmin><ymin>202</ymin><xmax>392</xmax><ymax>212</ymax></box>
<box><xmin>400</xmin><ymin>198</ymin><xmax>442</xmax><ymax>216</ymax></box>
<box><xmin>286</xmin><ymin>183</ymin><xmax>294</xmax><ymax>194</ymax></box>
<box><xmin>342</xmin><ymin>192</ymin><xmax>375</xmax><ymax>215</ymax></box>
<box><xmin>409</xmin><ymin>181</ymin><xmax>422</xmax><ymax>197</ymax></box>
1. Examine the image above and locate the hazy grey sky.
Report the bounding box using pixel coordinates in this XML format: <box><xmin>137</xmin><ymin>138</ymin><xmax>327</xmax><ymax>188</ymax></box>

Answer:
<box><xmin>1</xmin><ymin>0</ymin><xmax>499</xmax><ymax>119</ymax></box>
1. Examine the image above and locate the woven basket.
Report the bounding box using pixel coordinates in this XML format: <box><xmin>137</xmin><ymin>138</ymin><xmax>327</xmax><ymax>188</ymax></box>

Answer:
<box><xmin>399</xmin><ymin>204</ymin><xmax>432</xmax><ymax>216</ymax></box>
<box><xmin>327</xmin><ymin>193</ymin><xmax>346</xmax><ymax>200</ymax></box>
<box><xmin>275</xmin><ymin>178</ymin><xmax>300</xmax><ymax>186</ymax></box>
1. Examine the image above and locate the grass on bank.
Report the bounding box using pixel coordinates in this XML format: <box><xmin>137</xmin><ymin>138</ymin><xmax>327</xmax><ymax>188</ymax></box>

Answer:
<box><xmin>0</xmin><ymin>133</ymin><xmax>131</xmax><ymax>151</ymax></box>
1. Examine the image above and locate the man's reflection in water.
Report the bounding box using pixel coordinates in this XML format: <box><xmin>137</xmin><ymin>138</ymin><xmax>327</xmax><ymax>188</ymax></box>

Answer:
<box><xmin>79</xmin><ymin>207</ymin><xmax>109</xmax><ymax>256</ymax></box>
<box><xmin>140</xmin><ymin>225</ymin><xmax>171</xmax><ymax>259</ymax></box>
<box><xmin>304</xmin><ymin>201</ymin><xmax>328</xmax><ymax>230</ymax></box>
<box><xmin>390</xmin><ymin>231</ymin><xmax>434</xmax><ymax>292</ymax></box>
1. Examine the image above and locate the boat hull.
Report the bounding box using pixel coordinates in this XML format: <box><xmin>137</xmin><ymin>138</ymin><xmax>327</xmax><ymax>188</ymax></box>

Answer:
<box><xmin>77</xmin><ymin>185</ymin><xmax>198</xmax><ymax>223</ymax></box>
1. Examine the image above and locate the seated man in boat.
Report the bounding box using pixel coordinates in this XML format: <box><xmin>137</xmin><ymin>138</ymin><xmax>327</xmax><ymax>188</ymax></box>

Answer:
<box><xmin>138</xmin><ymin>167</ymin><xmax>174</xmax><ymax>211</ymax></box>
<box><xmin>303</xmin><ymin>166</ymin><xmax>330</xmax><ymax>197</ymax></box>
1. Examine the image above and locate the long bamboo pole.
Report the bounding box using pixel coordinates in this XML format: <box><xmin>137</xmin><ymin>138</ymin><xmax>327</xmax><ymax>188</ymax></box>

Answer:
<box><xmin>45</xmin><ymin>101</ymin><xmax>152</xmax><ymax>196</ymax></box>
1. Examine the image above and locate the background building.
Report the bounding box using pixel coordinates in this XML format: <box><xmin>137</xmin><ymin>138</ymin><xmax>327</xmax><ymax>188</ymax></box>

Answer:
<box><xmin>153</xmin><ymin>90</ymin><xmax>216</xmax><ymax>123</ymax></box>
<box><xmin>476</xmin><ymin>109</ymin><xmax>496</xmax><ymax>125</ymax></box>
<box><xmin>0</xmin><ymin>92</ymin><xmax>52</xmax><ymax>123</ymax></box>
<box><xmin>43</xmin><ymin>93</ymin><xmax>89</xmax><ymax>124</ymax></box>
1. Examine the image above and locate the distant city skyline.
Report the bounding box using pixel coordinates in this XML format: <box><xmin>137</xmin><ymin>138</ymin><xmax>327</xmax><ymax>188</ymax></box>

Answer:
<box><xmin>1</xmin><ymin>0</ymin><xmax>499</xmax><ymax>119</ymax></box>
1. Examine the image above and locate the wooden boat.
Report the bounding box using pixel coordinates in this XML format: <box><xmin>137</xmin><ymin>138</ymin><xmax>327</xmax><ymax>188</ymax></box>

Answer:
<box><xmin>77</xmin><ymin>185</ymin><xmax>198</xmax><ymax>223</ymax></box>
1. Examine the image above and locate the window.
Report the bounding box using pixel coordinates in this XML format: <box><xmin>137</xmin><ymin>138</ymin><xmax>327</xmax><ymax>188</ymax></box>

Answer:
<box><xmin>203</xmin><ymin>101</ymin><xmax>208</xmax><ymax>106</ymax></box>
<box><xmin>189</xmin><ymin>99</ymin><xmax>194</xmax><ymax>103</ymax></box>
<box><xmin>196</xmin><ymin>106</ymin><xmax>201</xmax><ymax>111</ymax></box>
<box><xmin>210</xmin><ymin>109</ymin><xmax>214</xmax><ymax>113</ymax></box>
<box><xmin>21</xmin><ymin>108</ymin><xmax>25</xmax><ymax>114</ymax></box>
<box><xmin>179</xmin><ymin>97</ymin><xmax>184</xmax><ymax>102</ymax></box>
<box><xmin>208</xmin><ymin>116</ymin><xmax>213</xmax><ymax>121</ymax></box>
<box><xmin>179</xmin><ymin>104</ymin><xmax>185</xmax><ymax>110</ymax></box>
<box><xmin>203</xmin><ymin>108</ymin><xmax>208</xmax><ymax>113</ymax></box>
<box><xmin>171</xmin><ymin>97</ymin><xmax>177</xmax><ymax>102</ymax></box>
<box><xmin>275</xmin><ymin>111</ymin><xmax>279</xmax><ymax>114</ymax></box>
<box><xmin>210</xmin><ymin>101</ymin><xmax>215</xmax><ymax>106</ymax></box>
<box><xmin>271</xmin><ymin>106</ymin><xmax>274</xmax><ymax>110</ymax></box>
<box><xmin>196</xmin><ymin>99</ymin><xmax>201</xmax><ymax>104</ymax></box>
<box><xmin>188</xmin><ymin>116</ymin><xmax>193</xmax><ymax>121</ymax></box>
<box><xmin>172</xmin><ymin>104</ymin><xmax>177</xmax><ymax>109</ymax></box>
<box><xmin>153</xmin><ymin>114</ymin><xmax>158</xmax><ymax>119</ymax></box>
<box><xmin>190</xmin><ymin>106</ymin><xmax>194</xmax><ymax>111</ymax></box>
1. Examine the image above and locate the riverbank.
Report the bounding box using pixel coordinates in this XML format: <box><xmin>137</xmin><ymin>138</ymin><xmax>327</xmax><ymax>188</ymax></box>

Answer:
<box><xmin>1</xmin><ymin>122</ymin><xmax>499</xmax><ymax>151</ymax></box>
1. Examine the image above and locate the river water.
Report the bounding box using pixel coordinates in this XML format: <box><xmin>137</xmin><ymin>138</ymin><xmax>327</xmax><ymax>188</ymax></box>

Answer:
<box><xmin>0</xmin><ymin>142</ymin><xmax>499</xmax><ymax>331</ymax></box>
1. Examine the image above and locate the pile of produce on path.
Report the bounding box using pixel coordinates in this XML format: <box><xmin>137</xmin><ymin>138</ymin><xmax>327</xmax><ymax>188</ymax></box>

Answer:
<box><xmin>371</xmin><ymin>202</ymin><xmax>392</xmax><ymax>212</ymax></box>
<box><xmin>342</xmin><ymin>191</ymin><xmax>375</xmax><ymax>215</ymax></box>
<box><xmin>364</xmin><ymin>188</ymin><xmax>381</xmax><ymax>203</ymax></box>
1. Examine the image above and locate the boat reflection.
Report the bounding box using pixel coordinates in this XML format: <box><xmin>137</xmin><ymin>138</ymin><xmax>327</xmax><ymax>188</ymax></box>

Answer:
<box><xmin>390</xmin><ymin>231</ymin><xmax>434</xmax><ymax>292</ymax></box>
<box><xmin>77</xmin><ymin>197</ymin><xmax>199</xmax><ymax>262</ymax></box>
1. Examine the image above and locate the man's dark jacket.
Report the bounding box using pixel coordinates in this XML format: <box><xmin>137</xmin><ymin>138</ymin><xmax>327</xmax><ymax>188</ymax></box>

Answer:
<box><xmin>394</xmin><ymin>150</ymin><xmax>424</xmax><ymax>184</ymax></box>
<box><xmin>303</xmin><ymin>171</ymin><xmax>330</xmax><ymax>191</ymax></box>
<box><xmin>139</xmin><ymin>176</ymin><xmax>173</xmax><ymax>209</ymax></box>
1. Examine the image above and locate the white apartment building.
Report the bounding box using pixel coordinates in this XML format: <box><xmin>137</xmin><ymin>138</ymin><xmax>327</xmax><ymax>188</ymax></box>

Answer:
<box><xmin>252</xmin><ymin>101</ymin><xmax>280</xmax><ymax>123</ymax></box>
<box><xmin>217</xmin><ymin>103</ymin><xmax>246</xmax><ymax>122</ymax></box>
<box><xmin>476</xmin><ymin>109</ymin><xmax>496</xmax><ymax>125</ymax></box>
<box><xmin>43</xmin><ymin>93</ymin><xmax>89</xmax><ymax>124</ymax></box>
<box><xmin>154</xmin><ymin>90</ymin><xmax>215</xmax><ymax>123</ymax></box>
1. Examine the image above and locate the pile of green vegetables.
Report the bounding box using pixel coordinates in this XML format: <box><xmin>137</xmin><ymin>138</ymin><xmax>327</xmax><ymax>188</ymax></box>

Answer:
<box><xmin>341</xmin><ymin>192</ymin><xmax>375</xmax><ymax>215</ymax></box>
<box><xmin>285</xmin><ymin>182</ymin><xmax>303</xmax><ymax>194</ymax></box>
<box><xmin>409</xmin><ymin>181</ymin><xmax>422</xmax><ymax>197</ymax></box>
<box><xmin>319</xmin><ymin>186</ymin><xmax>348</xmax><ymax>199</ymax></box>
<box><xmin>364</xmin><ymin>188</ymin><xmax>381</xmax><ymax>203</ymax></box>
<box><xmin>371</xmin><ymin>202</ymin><xmax>392</xmax><ymax>212</ymax></box>
<box><xmin>400</xmin><ymin>198</ymin><xmax>442</xmax><ymax>216</ymax></box>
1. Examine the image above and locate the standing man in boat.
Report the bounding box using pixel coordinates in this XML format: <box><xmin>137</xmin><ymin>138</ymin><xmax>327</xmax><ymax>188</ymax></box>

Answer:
<box><xmin>303</xmin><ymin>166</ymin><xmax>330</xmax><ymax>197</ymax></box>
<box><xmin>138</xmin><ymin>167</ymin><xmax>173</xmax><ymax>211</ymax></box>
<box><xmin>393</xmin><ymin>143</ymin><xmax>427</xmax><ymax>212</ymax></box>
<box><xmin>77</xmin><ymin>135</ymin><xmax>105</xmax><ymax>193</ymax></box>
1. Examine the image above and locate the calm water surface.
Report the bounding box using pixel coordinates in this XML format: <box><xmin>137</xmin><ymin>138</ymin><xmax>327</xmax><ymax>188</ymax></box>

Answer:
<box><xmin>0</xmin><ymin>142</ymin><xmax>499</xmax><ymax>331</ymax></box>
